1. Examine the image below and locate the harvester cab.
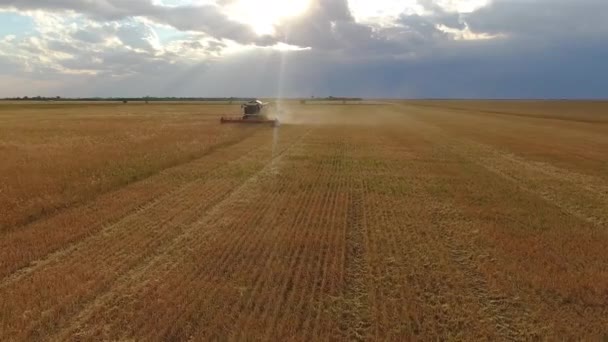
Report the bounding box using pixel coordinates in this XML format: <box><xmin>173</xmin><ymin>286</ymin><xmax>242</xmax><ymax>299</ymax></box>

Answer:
<box><xmin>221</xmin><ymin>100</ymin><xmax>279</xmax><ymax>127</ymax></box>
<box><xmin>243</xmin><ymin>100</ymin><xmax>264</xmax><ymax>116</ymax></box>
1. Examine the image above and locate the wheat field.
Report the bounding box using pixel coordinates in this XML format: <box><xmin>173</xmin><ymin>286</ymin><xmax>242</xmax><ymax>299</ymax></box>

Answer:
<box><xmin>0</xmin><ymin>101</ymin><xmax>607</xmax><ymax>340</ymax></box>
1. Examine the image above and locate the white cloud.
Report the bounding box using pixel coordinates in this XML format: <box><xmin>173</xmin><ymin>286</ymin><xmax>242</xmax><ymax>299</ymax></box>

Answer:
<box><xmin>437</xmin><ymin>23</ymin><xmax>502</xmax><ymax>40</ymax></box>
<box><xmin>0</xmin><ymin>0</ymin><xmax>606</xmax><ymax>98</ymax></box>
<box><xmin>435</xmin><ymin>0</ymin><xmax>489</xmax><ymax>13</ymax></box>
<box><xmin>349</xmin><ymin>0</ymin><xmax>422</xmax><ymax>24</ymax></box>
<box><xmin>225</xmin><ymin>0</ymin><xmax>312</xmax><ymax>35</ymax></box>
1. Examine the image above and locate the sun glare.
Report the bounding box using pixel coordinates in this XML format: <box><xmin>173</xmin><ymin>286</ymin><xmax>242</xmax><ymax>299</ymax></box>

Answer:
<box><xmin>228</xmin><ymin>0</ymin><xmax>311</xmax><ymax>35</ymax></box>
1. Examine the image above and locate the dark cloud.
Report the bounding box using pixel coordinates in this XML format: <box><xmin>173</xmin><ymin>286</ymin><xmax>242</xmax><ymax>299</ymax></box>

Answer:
<box><xmin>116</xmin><ymin>21</ymin><xmax>157</xmax><ymax>50</ymax></box>
<box><xmin>465</xmin><ymin>0</ymin><xmax>608</xmax><ymax>39</ymax></box>
<box><xmin>274</xmin><ymin>0</ymin><xmax>393</xmax><ymax>52</ymax></box>
<box><xmin>42</xmin><ymin>35</ymin><xmax>606</xmax><ymax>100</ymax></box>
<box><xmin>0</xmin><ymin>0</ymin><xmax>265</xmax><ymax>44</ymax></box>
<box><xmin>72</xmin><ymin>28</ymin><xmax>108</xmax><ymax>44</ymax></box>
<box><xmin>0</xmin><ymin>0</ymin><xmax>607</xmax><ymax>98</ymax></box>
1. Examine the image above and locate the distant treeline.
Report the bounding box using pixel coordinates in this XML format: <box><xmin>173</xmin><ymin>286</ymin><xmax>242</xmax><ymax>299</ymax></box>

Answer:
<box><xmin>1</xmin><ymin>96</ymin><xmax>259</xmax><ymax>102</ymax></box>
<box><xmin>311</xmin><ymin>96</ymin><xmax>363</xmax><ymax>101</ymax></box>
<box><xmin>2</xmin><ymin>96</ymin><xmax>364</xmax><ymax>102</ymax></box>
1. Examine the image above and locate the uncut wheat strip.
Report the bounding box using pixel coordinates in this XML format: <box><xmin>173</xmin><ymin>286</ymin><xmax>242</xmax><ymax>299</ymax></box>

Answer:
<box><xmin>189</xmin><ymin>203</ymin><xmax>299</xmax><ymax>339</ymax></box>
<box><xmin>305</xmin><ymin>140</ymin><xmax>351</xmax><ymax>340</ymax></box>
<box><xmin>0</xmin><ymin>123</ymin><xmax>251</xmax><ymax>235</ymax></box>
<box><xmin>0</xmin><ymin>186</ymin><xmax>163</xmax><ymax>277</ymax></box>
<box><xmin>53</xmin><ymin>129</ymin><xmax>312</xmax><ymax>340</ymax></box>
<box><xmin>290</xmin><ymin>132</ymin><xmax>370</xmax><ymax>336</ymax></box>
<box><xmin>298</xmin><ymin>154</ymin><xmax>347</xmax><ymax>340</ymax></box>
<box><xmin>1</xmin><ymin>176</ymin><xmax>238</xmax><ymax>340</ymax></box>
<box><xmin>0</xmin><ymin>128</ymin><xmax>266</xmax><ymax>283</ymax></box>
<box><xmin>221</xmin><ymin>135</ymin><xmax>341</xmax><ymax>339</ymax></box>
<box><xmin>109</xmin><ymin>130</ymin><xmax>312</xmax><ymax>340</ymax></box>
<box><xmin>1</xmin><ymin>190</ymin><xmax>196</xmax><ymax>339</ymax></box>
<box><xmin>0</xmin><ymin>133</ymin><xmax>269</xmax><ymax>290</ymax></box>
<box><xmin>254</xmin><ymin>143</ymin><xmax>337</xmax><ymax>339</ymax></box>
<box><xmin>0</xmin><ymin>130</ymin><xmax>300</xmax><ymax>340</ymax></box>
<box><xmin>94</xmin><ymin>189</ymin><xmax>269</xmax><ymax>340</ymax></box>
<box><xmin>208</xmin><ymin>144</ymin><xmax>319</xmax><ymax>338</ymax></box>
<box><xmin>136</xmin><ymin>191</ymin><xmax>282</xmax><ymax>339</ymax></box>
<box><xmin>151</xmin><ymin>132</ymin><xmax>316</xmax><ymax>338</ymax></box>
<box><xmin>178</xmin><ymin>183</ymin><xmax>318</xmax><ymax>340</ymax></box>
<box><xmin>54</xmin><ymin>169</ymin><xmax>281</xmax><ymax>340</ymax></box>
<box><xmin>288</xmin><ymin>140</ymin><xmax>347</xmax><ymax>338</ymax></box>
<box><xmin>155</xmin><ymin>169</ymin><xmax>294</xmax><ymax>340</ymax></box>
<box><xmin>226</xmin><ymin>149</ymin><xmax>323</xmax><ymax>339</ymax></box>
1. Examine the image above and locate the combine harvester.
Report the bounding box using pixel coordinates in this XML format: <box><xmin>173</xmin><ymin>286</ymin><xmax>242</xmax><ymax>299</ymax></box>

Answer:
<box><xmin>221</xmin><ymin>100</ymin><xmax>279</xmax><ymax>127</ymax></box>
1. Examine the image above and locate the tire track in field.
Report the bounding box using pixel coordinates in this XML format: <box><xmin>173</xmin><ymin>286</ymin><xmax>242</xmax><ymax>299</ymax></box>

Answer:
<box><xmin>51</xmin><ymin>128</ymin><xmax>312</xmax><ymax>341</ymax></box>
<box><xmin>435</xmin><ymin>203</ymin><xmax>543</xmax><ymax>340</ymax></box>
<box><xmin>392</xmin><ymin>109</ymin><xmax>606</xmax><ymax>338</ymax></box>
<box><xmin>305</xmin><ymin>142</ymin><xmax>350</xmax><ymax>340</ymax></box>
<box><xmin>358</xmin><ymin>126</ymin><xmax>535</xmax><ymax>340</ymax></box>
<box><xmin>441</xmin><ymin>140</ymin><xmax>608</xmax><ymax>337</ymax></box>
<box><xmin>0</xmin><ymin>127</ymin><xmax>262</xmax><ymax>282</ymax></box>
<box><xmin>364</xmin><ymin>161</ymin><xmax>412</xmax><ymax>338</ymax></box>
<box><xmin>338</xmin><ymin>182</ymin><xmax>372</xmax><ymax>341</ymax></box>
<box><xmin>0</xmin><ymin>128</ymin><xmax>309</xmax><ymax>341</ymax></box>
<box><xmin>351</xmin><ymin>131</ymin><xmax>433</xmax><ymax>339</ymax></box>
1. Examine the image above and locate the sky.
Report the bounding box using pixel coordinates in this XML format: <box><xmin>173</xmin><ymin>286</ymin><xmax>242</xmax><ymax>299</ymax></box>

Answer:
<box><xmin>0</xmin><ymin>0</ymin><xmax>606</xmax><ymax>98</ymax></box>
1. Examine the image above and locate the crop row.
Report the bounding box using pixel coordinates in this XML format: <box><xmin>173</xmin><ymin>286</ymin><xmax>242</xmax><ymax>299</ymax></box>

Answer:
<box><xmin>0</xmin><ymin>126</ymin><xmax>309</xmax><ymax>340</ymax></box>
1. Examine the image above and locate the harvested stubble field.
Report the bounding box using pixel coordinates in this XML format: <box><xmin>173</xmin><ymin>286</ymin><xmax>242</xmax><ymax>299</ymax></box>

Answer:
<box><xmin>0</xmin><ymin>100</ymin><xmax>607</xmax><ymax>340</ymax></box>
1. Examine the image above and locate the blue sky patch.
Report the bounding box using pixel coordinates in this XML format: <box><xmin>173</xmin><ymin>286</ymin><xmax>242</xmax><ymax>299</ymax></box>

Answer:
<box><xmin>0</xmin><ymin>12</ymin><xmax>34</xmax><ymax>38</ymax></box>
<box><xmin>154</xmin><ymin>25</ymin><xmax>188</xmax><ymax>43</ymax></box>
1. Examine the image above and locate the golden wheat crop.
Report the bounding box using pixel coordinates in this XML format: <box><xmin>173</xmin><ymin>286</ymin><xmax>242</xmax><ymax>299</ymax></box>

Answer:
<box><xmin>0</xmin><ymin>101</ymin><xmax>606</xmax><ymax>340</ymax></box>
